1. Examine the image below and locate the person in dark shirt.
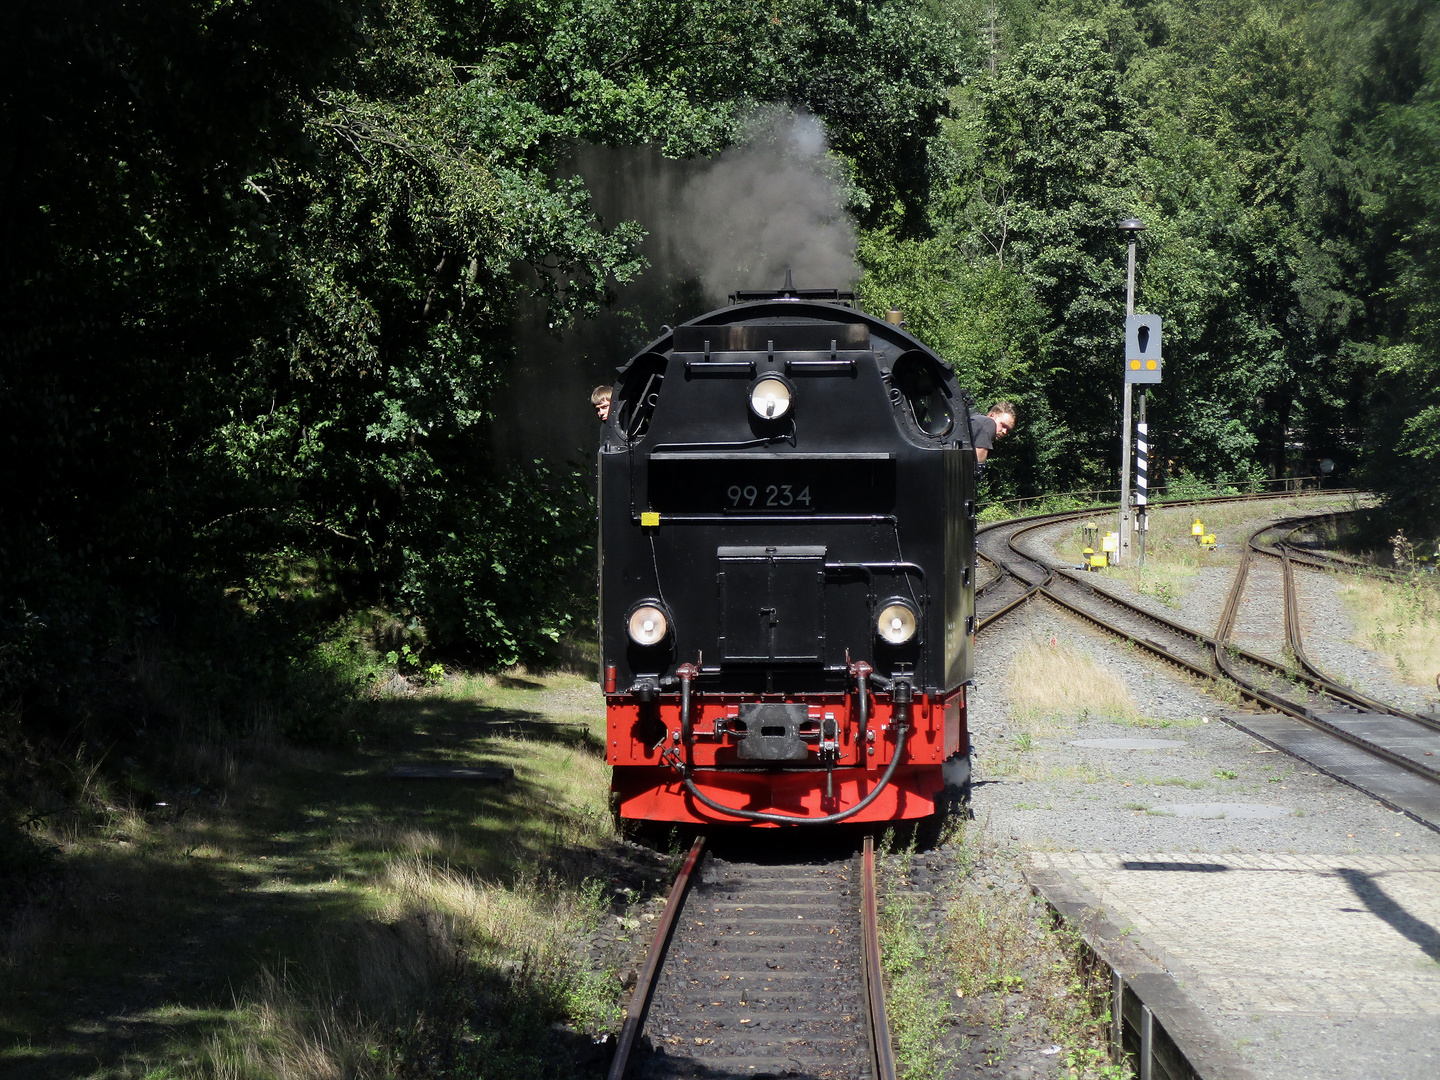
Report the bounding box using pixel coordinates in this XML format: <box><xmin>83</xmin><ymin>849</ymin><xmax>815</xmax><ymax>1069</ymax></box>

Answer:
<box><xmin>970</xmin><ymin>401</ymin><xmax>1016</xmax><ymax>463</ymax></box>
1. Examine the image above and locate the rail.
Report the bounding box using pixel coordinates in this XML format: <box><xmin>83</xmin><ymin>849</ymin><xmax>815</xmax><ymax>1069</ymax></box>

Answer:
<box><xmin>974</xmin><ymin>493</ymin><xmax>1440</xmax><ymax>824</ymax></box>
<box><xmin>605</xmin><ymin>835</ymin><xmax>896</xmax><ymax>1080</ymax></box>
<box><xmin>606</xmin><ymin>836</ymin><xmax>706</xmax><ymax>1080</ymax></box>
<box><xmin>861</xmin><ymin>835</ymin><xmax>897</xmax><ymax>1080</ymax></box>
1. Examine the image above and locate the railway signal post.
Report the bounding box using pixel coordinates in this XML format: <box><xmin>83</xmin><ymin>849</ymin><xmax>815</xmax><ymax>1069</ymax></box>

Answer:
<box><xmin>1126</xmin><ymin>315</ymin><xmax>1162</xmax><ymax>567</ymax></box>
<box><xmin>1116</xmin><ymin>218</ymin><xmax>1144</xmax><ymax>564</ymax></box>
<box><xmin>1117</xmin><ymin>217</ymin><xmax>1161</xmax><ymax>566</ymax></box>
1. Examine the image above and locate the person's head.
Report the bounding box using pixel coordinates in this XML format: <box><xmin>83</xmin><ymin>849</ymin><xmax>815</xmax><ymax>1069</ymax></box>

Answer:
<box><xmin>988</xmin><ymin>401</ymin><xmax>1017</xmax><ymax>439</ymax></box>
<box><xmin>591</xmin><ymin>385</ymin><xmax>613</xmax><ymax>422</ymax></box>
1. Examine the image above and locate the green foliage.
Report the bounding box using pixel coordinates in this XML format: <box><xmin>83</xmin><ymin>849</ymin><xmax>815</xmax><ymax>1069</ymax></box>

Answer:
<box><xmin>865</xmin><ymin>22</ymin><xmax>1145</xmax><ymax>498</ymax></box>
<box><xmin>0</xmin><ymin>0</ymin><xmax>980</xmax><ymax>727</ymax></box>
<box><xmin>4</xmin><ymin>0</ymin><xmax>1440</xmax><ymax>736</ymax></box>
<box><xmin>1340</xmin><ymin>1</ymin><xmax>1440</xmax><ymax>532</ymax></box>
<box><xmin>1163</xmin><ymin>469</ymin><xmax>1241</xmax><ymax>500</ymax></box>
<box><xmin>399</xmin><ymin>460</ymin><xmax>597</xmax><ymax>669</ymax></box>
<box><xmin>857</xmin><ymin>0</ymin><xmax>1439</xmax><ymax>532</ymax></box>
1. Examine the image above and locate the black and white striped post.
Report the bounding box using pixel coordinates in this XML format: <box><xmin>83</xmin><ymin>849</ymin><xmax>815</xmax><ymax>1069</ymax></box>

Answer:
<box><xmin>1136</xmin><ymin>394</ymin><xmax>1149</xmax><ymax>568</ymax></box>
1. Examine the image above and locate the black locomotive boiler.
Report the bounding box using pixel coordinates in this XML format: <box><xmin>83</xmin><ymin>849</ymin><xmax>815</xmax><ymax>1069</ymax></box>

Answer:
<box><xmin>599</xmin><ymin>287</ymin><xmax>978</xmax><ymax>827</ymax></box>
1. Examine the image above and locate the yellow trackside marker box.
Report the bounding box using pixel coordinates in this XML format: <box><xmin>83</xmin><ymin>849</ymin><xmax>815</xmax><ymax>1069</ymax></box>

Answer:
<box><xmin>640</xmin><ymin>511</ymin><xmax>661</xmax><ymax>527</ymax></box>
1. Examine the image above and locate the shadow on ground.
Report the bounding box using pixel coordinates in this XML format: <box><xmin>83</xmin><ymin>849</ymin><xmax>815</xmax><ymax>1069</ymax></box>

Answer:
<box><xmin>0</xmin><ymin>676</ymin><xmax>615</xmax><ymax>1079</ymax></box>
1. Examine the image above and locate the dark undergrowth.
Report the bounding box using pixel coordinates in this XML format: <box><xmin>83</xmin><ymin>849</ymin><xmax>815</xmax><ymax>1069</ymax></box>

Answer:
<box><xmin>0</xmin><ymin>658</ymin><xmax>637</xmax><ymax>1080</ymax></box>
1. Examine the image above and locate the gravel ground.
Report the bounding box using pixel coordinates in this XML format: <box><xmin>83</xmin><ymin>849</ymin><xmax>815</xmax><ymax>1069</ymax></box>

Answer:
<box><xmin>1230</xmin><ymin>559</ymin><xmax>1287</xmax><ymax>662</ymax></box>
<box><xmin>1291</xmin><ymin>565</ymin><xmax>1438</xmax><ymax>714</ymax></box>
<box><xmin>968</xmin><ymin>597</ymin><xmax>1440</xmax><ymax>1080</ymax></box>
<box><xmin>1024</xmin><ymin>507</ymin><xmax>1440</xmax><ymax>717</ymax></box>
<box><xmin>970</xmin><ymin>602</ymin><xmax>1440</xmax><ymax>856</ymax></box>
<box><xmin>1018</xmin><ymin>520</ymin><xmax>1240</xmax><ymax>637</ymax></box>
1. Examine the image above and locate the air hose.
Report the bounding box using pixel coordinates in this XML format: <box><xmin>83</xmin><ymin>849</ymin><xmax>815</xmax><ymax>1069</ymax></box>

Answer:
<box><xmin>672</xmin><ymin>722</ymin><xmax>910</xmax><ymax>825</ymax></box>
<box><xmin>665</xmin><ymin>673</ymin><xmax>914</xmax><ymax>826</ymax></box>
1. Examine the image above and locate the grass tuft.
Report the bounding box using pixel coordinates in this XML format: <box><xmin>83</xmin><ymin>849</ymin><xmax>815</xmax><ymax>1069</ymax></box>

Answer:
<box><xmin>879</xmin><ymin>821</ymin><xmax>1127</xmax><ymax>1077</ymax></box>
<box><xmin>882</xmin><ymin>890</ymin><xmax>953</xmax><ymax>1080</ymax></box>
<box><xmin>0</xmin><ymin>671</ymin><xmax>631</xmax><ymax>1080</ymax></box>
<box><xmin>1007</xmin><ymin>637</ymin><xmax>1138</xmax><ymax>727</ymax></box>
<box><xmin>1334</xmin><ymin>572</ymin><xmax>1440</xmax><ymax>690</ymax></box>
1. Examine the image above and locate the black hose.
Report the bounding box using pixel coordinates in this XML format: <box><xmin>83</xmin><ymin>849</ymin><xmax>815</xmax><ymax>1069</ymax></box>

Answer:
<box><xmin>675</xmin><ymin>723</ymin><xmax>910</xmax><ymax>825</ymax></box>
<box><xmin>678</xmin><ymin>665</ymin><xmax>696</xmax><ymax>743</ymax></box>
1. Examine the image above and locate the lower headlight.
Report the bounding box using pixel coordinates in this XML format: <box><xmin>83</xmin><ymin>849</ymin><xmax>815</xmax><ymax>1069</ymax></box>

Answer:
<box><xmin>627</xmin><ymin>603</ymin><xmax>670</xmax><ymax>646</ymax></box>
<box><xmin>876</xmin><ymin>600</ymin><xmax>918</xmax><ymax>644</ymax></box>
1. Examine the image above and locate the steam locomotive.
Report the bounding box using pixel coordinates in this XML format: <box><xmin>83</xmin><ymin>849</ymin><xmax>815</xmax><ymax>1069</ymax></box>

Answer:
<box><xmin>599</xmin><ymin>286</ymin><xmax>977</xmax><ymax>828</ymax></box>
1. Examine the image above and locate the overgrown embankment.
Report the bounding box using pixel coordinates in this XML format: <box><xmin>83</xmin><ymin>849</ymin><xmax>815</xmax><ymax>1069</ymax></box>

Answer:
<box><xmin>878</xmin><ymin>824</ymin><xmax>1126</xmax><ymax>1080</ymax></box>
<box><xmin>0</xmin><ymin>672</ymin><xmax>666</xmax><ymax>1080</ymax></box>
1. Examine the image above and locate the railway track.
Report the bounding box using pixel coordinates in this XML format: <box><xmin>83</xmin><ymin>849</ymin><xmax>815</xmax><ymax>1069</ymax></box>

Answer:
<box><xmin>1219</xmin><ymin>517</ymin><xmax>1439</xmax><ymax>732</ymax></box>
<box><xmin>974</xmin><ymin>491</ymin><xmax>1440</xmax><ymax>829</ymax></box>
<box><xmin>608</xmin><ymin>836</ymin><xmax>894</xmax><ymax>1080</ymax></box>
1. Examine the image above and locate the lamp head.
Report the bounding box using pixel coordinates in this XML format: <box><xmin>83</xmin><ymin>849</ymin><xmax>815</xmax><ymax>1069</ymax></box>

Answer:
<box><xmin>1116</xmin><ymin>217</ymin><xmax>1146</xmax><ymax>234</ymax></box>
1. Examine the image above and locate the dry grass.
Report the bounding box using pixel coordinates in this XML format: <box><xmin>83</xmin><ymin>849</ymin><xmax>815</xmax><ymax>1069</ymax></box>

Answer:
<box><xmin>0</xmin><ymin>671</ymin><xmax>624</xmax><ymax>1080</ymax></box>
<box><xmin>198</xmin><ymin>917</ymin><xmax>452</xmax><ymax>1080</ymax></box>
<box><xmin>192</xmin><ymin>857</ymin><xmax>612</xmax><ymax>1080</ymax></box>
<box><xmin>878</xmin><ymin>821</ymin><xmax>1124</xmax><ymax>1078</ymax></box>
<box><xmin>1007</xmin><ymin>637</ymin><xmax>1139</xmax><ymax>728</ymax></box>
<box><xmin>1335</xmin><ymin>572</ymin><xmax>1440</xmax><ymax>690</ymax></box>
<box><xmin>1054</xmin><ymin>494</ymin><xmax>1363</xmax><ymax>603</ymax></box>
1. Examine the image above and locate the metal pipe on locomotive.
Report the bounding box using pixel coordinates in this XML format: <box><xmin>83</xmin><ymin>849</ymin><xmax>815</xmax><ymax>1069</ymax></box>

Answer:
<box><xmin>599</xmin><ymin>286</ymin><xmax>978</xmax><ymax>827</ymax></box>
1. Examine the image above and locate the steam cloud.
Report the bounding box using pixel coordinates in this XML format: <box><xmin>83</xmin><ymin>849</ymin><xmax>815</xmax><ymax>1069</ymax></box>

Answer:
<box><xmin>492</xmin><ymin>109</ymin><xmax>857</xmax><ymax>465</ymax></box>
<box><xmin>677</xmin><ymin>109</ymin><xmax>858</xmax><ymax>301</ymax></box>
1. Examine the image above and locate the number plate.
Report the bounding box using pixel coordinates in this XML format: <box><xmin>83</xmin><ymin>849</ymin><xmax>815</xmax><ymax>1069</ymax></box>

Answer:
<box><xmin>646</xmin><ymin>453</ymin><xmax>895</xmax><ymax>515</ymax></box>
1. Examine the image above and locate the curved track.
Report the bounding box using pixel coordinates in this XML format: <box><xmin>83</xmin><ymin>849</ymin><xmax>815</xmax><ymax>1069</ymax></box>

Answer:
<box><xmin>607</xmin><ymin>835</ymin><xmax>895</xmax><ymax>1080</ymax></box>
<box><xmin>974</xmin><ymin>492</ymin><xmax>1440</xmax><ymax>830</ymax></box>
<box><xmin>1260</xmin><ymin>520</ymin><xmax>1439</xmax><ymax>716</ymax></box>
<box><xmin>1220</xmin><ymin>518</ymin><xmax>1438</xmax><ymax>731</ymax></box>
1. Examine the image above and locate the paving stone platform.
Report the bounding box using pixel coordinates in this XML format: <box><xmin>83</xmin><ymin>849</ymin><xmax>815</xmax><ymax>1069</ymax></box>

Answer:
<box><xmin>1033</xmin><ymin>852</ymin><xmax>1440</xmax><ymax>1079</ymax></box>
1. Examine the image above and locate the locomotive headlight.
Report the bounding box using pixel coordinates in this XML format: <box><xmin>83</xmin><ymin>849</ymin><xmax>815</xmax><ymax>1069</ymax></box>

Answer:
<box><xmin>749</xmin><ymin>375</ymin><xmax>793</xmax><ymax>420</ymax></box>
<box><xmin>876</xmin><ymin>599</ymin><xmax>918</xmax><ymax>645</ymax></box>
<box><xmin>626</xmin><ymin>602</ymin><xmax>670</xmax><ymax>646</ymax></box>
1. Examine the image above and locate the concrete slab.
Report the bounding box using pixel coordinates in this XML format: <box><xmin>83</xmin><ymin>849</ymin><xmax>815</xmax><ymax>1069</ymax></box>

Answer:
<box><xmin>1226</xmin><ymin>713</ymin><xmax>1440</xmax><ymax>830</ymax></box>
<box><xmin>1313</xmin><ymin>712</ymin><xmax>1440</xmax><ymax>779</ymax></box>
<box><xmin>1033</xmin><ymin>851</ymin><xmax>1440</xmax><ymax>1079</ymax></box>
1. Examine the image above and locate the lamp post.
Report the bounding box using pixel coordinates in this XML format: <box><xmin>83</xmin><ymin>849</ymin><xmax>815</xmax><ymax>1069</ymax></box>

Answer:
<box><xmin>1116</xmin><ymin>217</ymin><xmax>1145</xmax><ymax>565</ymax></box>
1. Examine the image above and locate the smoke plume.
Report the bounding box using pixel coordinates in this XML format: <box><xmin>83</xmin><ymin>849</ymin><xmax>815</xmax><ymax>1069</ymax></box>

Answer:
<box><xmin>676</xmin><ymin>108</ymin><xmax>858</xmax><ymax>302</ymax></box>
<box><xmin>491</xmin><ymin>109</ymin><xmax>858</xmax><ymax>465</ymax></box>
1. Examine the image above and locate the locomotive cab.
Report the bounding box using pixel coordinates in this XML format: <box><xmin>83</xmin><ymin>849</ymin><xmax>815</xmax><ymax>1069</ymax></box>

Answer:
<box><xmin>599</xmin><ymin>293</ymin><xmax>978</xmax><ymax>826</ymax></box>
